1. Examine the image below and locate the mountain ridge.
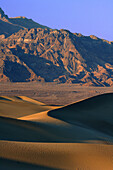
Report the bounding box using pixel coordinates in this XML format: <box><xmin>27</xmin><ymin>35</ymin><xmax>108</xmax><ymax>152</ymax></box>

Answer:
<box><xmin>0</xmin><ymin>8</ymin><xmax>113</xmax><ymax>86</ymax></box>
<box><xmin>0</xmin><ymin>28</ymin><xmax>113</xmax><ymax>86</ymax></box>
<box><xmin>0</xmin><ymin>7</ymin><xmax>50</xmax><ymax>37</ymax></box>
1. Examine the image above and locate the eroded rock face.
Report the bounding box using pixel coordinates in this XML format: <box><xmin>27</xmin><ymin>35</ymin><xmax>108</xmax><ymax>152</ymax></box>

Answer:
<box><xmin>0</xmin><ymin>28</ymin><xmax>113</xmax><ymax>86</ymax></box>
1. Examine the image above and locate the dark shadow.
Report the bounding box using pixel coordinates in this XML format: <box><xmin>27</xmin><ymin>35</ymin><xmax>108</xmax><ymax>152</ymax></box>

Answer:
<box><xmin>0</xmin><ymin>158</ymin><xmax>57</xmax><ymax>170</ymax></box>
<box><xmin>3</xmin><ymin>60</ymin><xmax>31</xmax><ymax>82</ymax></box>
<box><xmin>0</xmin><ymin>97</ymin><xmax>11</xmax><ymax>101</ymax></box>
<box><xmin>71</xmin><ymin>33</ymin><xmax>113</xmax><ymax>68</ymax></box>
<box><xmin>48</xmin><ymin>93</ymin><xmax>113</xmax><ymax>138</ymax></box>
<box><xmin>10</xmin><ymin>46</ymin><xmax>68</xmax><ymax>82</ymax></box>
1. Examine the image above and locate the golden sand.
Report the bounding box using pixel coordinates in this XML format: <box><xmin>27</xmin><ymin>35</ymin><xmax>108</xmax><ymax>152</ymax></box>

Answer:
<box><xmin>0</xmin><ymin>93</ymin><xmax>113</xmax><ymax>169</ymax></box>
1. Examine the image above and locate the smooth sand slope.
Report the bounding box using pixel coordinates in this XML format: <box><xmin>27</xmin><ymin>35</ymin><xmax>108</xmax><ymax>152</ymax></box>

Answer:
<box><xmin>0</xmin><ymin>96</ymin><xmax>55</xmax><ymax>118</ymax></box>
<box><xmin>1</xmin><ymin>141</ymin><xmax>113</xmax><ymax>170</ymax></box>
<box><xmin>0</xmin><ymin>93</ymin><xmax>113</xmax><ymax>169</ymax></box>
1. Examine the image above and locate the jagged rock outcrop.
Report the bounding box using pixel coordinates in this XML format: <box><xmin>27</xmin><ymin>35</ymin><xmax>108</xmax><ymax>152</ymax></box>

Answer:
<box><xmin>0</xmin><ymin>27</ymin><xmax>113</xmax><ymax>86</ymax></box>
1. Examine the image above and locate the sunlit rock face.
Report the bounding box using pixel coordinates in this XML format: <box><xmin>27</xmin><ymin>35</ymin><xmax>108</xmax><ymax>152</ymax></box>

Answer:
<box><xmin>0</xmin><ymin>27</ymin><xmax>113</xmax><ymax>86</ymax></box>
<box><xmin>0</xmin><ymin>8</ymin><xmax>113</xmax><ymax>86</ymax></box>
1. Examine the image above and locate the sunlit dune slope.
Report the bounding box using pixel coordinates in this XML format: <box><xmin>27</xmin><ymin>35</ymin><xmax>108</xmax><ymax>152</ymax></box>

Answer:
<box><xmin>0</xmin><ymin>96</ymin><xmax>54</xmax><ymax>118</ymax></box>
<box><xmin>48</xmin><ymin>93</ymin><xmax>113</xmax><ymax>136</ymax></box>
<box><xmin>13</xmin><ymin>96</ymin><xmax>46</xmax><ymax>105</ymax></box>
<box><xmin>0</xmin><ymin>141</ymin><xmax>113</xmax><ymax>170</ymax></box>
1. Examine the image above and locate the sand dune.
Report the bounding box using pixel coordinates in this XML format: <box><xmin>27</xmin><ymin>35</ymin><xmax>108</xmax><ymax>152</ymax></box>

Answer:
<box><xmin>0</xmin><ymin>93</ymin><xmax>113</xmax><ymax>169</ymax></box>
<box><xmin>14</xmin><ymin>96</ymin><xmax>46</xmax><ymax>105</ymax></box>
<box><xmin>1</xmin><ymin>141</ymin><xmax>113</xmax><ymax>170</ymax></box>
<box><xmin>48</xmin><ymin>93</ymin><xmax>113</xmax><ymax>136</ymax></box>
<box><xmin>1</xmin><ymin>113</ymin><xmax>113</xmax><ymax>143</ymax></box>
<box><xmin>0</xmin><ymin>96</ymin><xmax>54</xmax><ymax>118</ymax></box>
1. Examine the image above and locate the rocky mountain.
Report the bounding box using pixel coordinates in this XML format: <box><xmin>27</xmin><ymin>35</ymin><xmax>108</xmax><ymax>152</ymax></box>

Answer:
<box><xmin>0</xmin><ymin>7</ymin><xmax>8</xmax><ymax>21</ymax></box>
<box><xmin>9</xmin><ymin>17</ymin><xmax>49</xmax><ymax>30</ymax></box>
<box><xmin>0</xmin><ymin>27</ymin><xmax>113</xmax><ymax>86</ymax></box>
<box><xmin>0</xmin><ymin>8</ymin><xmax>49</xmax><ymax>38</ymax></box>
<box><xmin>0</xmin><ymin>8</ymin><xmax>22</xmax><ymax>38</ymax></box>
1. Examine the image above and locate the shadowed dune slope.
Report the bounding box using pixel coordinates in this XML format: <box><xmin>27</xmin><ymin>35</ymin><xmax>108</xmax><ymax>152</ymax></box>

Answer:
<box><xmin>48</xmin><ymin>93</ymin><xmax>113</xmax><ymax>136</ymax></box>
<box><xmin>1</xmin><ymin>114</ymin><xmax>113</xmax><ymax>143</ymax></box>
<box><xmin>0</xmin><ymin>158</ymin><xmax>56</xmax><ymax>170</ymax></box>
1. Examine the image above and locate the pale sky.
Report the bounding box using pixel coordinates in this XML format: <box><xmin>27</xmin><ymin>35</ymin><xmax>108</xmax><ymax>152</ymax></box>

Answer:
<box><xmin>0</xmin><ymin>0</ymin><xmax>113</xmax><ymax>41</ymax></box>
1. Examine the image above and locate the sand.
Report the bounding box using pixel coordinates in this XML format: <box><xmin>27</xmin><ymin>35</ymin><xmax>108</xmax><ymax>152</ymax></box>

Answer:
<box><xmin>0</xmin><ymin>93</ymin><xmax>113</xmax><ymax>169</ymax></box>
<box><xmin>1</xmin><ymin>141</ymin><xmax>113</xmax><ymax>170</ymax></box>
<box><xmin>0</xmin><ymin>96</ymin><xmax>55</xmax><ymax>118</ymax></box>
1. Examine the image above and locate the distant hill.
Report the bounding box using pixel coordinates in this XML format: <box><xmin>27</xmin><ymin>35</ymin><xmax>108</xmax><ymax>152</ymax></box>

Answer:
<box><xmin>0</xmin><ymin>27</ymin><xmax>113</xmax><ymax>86</ymax></box>
<box><xmin>0</xmin><ymin>8</ymin><xmax>23</xmax><ymax>37</ymax></box>
<box><xmin>0</xmin><ymin>8</ymin><xmax>50</xmax><ymax>37</ymax></box>
<box><xmin>9</xmin><ymin>17</ymin><xmax>49</xmax><ymax>30</ymax></box>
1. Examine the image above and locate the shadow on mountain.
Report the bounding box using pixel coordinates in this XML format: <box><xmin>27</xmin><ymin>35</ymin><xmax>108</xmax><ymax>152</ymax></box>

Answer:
<box><xmin>3</xmin><ymin>60</ymin><xmax>31</xmax><ymax>82</ymax></box>
<box><xmin>10</xmin><ymin>46</ymin><xmax>68</xmax><ymax>82</ymax></box>
<box><xmin>0</xmin><ymin>20</ymin><xmax>22</xmax><ymax>38</ymax></box>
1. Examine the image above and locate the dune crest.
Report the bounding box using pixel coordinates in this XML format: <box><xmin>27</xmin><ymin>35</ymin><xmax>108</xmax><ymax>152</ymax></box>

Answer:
<box><xmin>0</xmin><ymin>96</ymin><xmax>54</xmax><ymax>118</ymax></box>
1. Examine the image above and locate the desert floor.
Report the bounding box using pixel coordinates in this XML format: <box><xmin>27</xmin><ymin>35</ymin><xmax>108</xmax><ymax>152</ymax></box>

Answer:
<box><xmin>0</xmin><ymin>82</ymin><xmax>113</xmax><ymax>105</ymax></box>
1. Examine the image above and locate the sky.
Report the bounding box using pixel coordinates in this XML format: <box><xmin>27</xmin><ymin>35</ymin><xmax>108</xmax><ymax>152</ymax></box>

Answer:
<box><xmin>0</xmin><ymin>0</ymin><xmax>113</xmax><ymax>41</ymax></box>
